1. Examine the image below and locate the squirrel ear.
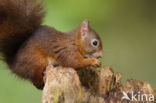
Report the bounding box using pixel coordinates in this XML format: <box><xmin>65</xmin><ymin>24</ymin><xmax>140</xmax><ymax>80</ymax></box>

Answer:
<box><xmin>80</xmin><ymin>20</ymin><xmax>90</xmax><ymax>38</ymax></box>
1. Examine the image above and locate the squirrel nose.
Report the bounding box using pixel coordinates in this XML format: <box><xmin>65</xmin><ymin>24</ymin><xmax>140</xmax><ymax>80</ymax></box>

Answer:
<box><xmin>97</xmin><ymin>51</ymin><xmax>103</xmax><ymax>58</ymax></box>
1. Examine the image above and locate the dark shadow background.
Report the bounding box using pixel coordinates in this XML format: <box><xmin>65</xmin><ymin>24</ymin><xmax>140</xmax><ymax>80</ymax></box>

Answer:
<box><xmin>0</xmin><ymin>0</ymin><xmax>156</xmax><ymax>103</ymax></box>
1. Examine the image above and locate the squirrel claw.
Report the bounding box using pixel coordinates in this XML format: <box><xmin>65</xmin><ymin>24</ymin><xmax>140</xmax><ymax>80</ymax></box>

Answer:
<box><xmin>43</xmin><ymin>70</ymin><xmax>47</xmax><ymax>83</ymax></box>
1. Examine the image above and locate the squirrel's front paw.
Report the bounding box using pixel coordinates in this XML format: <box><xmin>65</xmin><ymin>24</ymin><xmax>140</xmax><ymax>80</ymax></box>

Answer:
<box><xmin>90</xmin><ymin>58</ymin><xmax>101</xmax><ymax>67</ymax></box>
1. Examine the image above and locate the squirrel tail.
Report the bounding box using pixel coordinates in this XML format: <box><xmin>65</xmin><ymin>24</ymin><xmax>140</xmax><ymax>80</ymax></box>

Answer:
<box><xmin>0</xmin><ymin>0</ymin><xmax>45</xmax><ymax>64</ymax></box>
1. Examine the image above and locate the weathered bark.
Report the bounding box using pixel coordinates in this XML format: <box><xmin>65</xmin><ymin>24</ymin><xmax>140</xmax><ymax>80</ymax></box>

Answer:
<box><xmin>42</xmin><ymin>65</ymin><xmax>156</xmax><ymax>103</ymax></box>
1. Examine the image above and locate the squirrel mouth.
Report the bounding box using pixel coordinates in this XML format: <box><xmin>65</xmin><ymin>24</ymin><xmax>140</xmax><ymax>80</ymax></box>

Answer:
<box><xmin>84</xmin><ymin>54</ymin><xmax>102</xmax><ymax>59</ymax></box>
<box><xmin>84</xmin><ymin>51</ymin><xmax>103</xmax><ymax>59</ymax></box>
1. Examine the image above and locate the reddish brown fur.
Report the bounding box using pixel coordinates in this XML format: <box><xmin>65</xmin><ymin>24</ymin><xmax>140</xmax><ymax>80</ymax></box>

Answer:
<box><xmin>0</xmin><ymin>0</ymin><xmax>45</xmax><ymax>64</ymax></box>
<box><xmin>0</xmin><ymin>0</ymin><xmax>102</xmax><ymax>89</ymax></box>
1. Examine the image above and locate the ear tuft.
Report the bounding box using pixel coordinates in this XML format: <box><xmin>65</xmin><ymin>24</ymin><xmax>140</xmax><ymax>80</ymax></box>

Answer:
<box><xmin>80</xmin><ymin>20</ymin><xmax>90</xmax><ymax>38</ymax></box>
<box><xmin>81</xmin><ymin>20</ymin><xmax>90</xmax><ymax>31</ymax></box>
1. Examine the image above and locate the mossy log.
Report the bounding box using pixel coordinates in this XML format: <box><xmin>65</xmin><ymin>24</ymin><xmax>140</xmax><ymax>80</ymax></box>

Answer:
<box><xmin>42</xmin><ymin>65</ymin><xmax>156</xmax><ymax>103</ymax></box>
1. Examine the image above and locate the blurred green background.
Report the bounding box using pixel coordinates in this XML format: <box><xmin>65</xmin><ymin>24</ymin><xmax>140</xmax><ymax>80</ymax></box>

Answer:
<box><xmin>0</xmin><ymin>0</ymin><xmax>156</xmax><ymax>103</ymax></box>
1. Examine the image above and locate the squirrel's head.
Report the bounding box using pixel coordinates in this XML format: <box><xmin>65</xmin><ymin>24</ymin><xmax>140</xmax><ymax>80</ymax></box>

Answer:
<box><xmin>78</xmin><ymin>20</ymin><xmax>103</xmax><ymax>58</ymax></box>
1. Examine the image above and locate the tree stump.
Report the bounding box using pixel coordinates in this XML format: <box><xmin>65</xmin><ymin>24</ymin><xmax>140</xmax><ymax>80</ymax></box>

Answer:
<box><xmin>42</xmin><ymin>65</ymin><xmax>156</xmax><ymax>103</ymax></box>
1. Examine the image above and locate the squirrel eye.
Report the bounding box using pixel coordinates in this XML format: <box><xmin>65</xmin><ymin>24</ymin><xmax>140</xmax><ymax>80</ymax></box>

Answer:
<box><xmin>91</xmin><ymin>39</ymin><xmax>98</xmax><ymax>47</ymax></box>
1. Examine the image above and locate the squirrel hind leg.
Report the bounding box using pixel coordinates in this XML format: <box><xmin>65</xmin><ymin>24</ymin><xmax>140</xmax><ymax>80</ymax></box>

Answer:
<box><xmin>30</xmin><ymin>58</ymin><xmax>49</xmax><ymax>90</ymax></box>
<box><xmin>30</xmin><ymin>62</ymin><xmax>47</xmax><ymax>89</ymax></box>
<box><xmin>31</xmin><ymin>69</ymin><xmax>45</xmax><ymax>90</ymax></box>
<box><xmin>33</xmin><ymin>60</ymin><xmax>59</xmax><ymax>89</ymax></box>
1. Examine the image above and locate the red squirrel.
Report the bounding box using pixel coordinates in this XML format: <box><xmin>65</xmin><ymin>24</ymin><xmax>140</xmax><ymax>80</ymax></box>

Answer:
<box><xmin>0</xmin><ymin>0</ymin><xmax>103</xmax><ymax>89</ymax></box>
